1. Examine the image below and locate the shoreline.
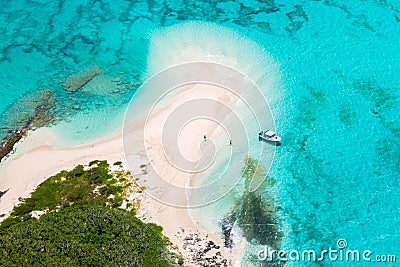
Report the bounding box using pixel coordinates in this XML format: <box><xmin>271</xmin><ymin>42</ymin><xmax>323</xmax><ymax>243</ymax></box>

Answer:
<box><xmin>0</xmin><ymin>83</ymin><xmax>243</xmax><ymax>266</ymax></box>
<box><xmin>0</xmin><ymin>127</ymin><xmax>238</xmax><ymax>265</ymax></box>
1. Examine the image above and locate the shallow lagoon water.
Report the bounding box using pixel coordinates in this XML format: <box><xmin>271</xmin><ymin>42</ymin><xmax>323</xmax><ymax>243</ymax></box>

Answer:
<box><xmin>1</xmin><ymin>1</ymin><xmax>399</xmax><ymax>266</ymax></box>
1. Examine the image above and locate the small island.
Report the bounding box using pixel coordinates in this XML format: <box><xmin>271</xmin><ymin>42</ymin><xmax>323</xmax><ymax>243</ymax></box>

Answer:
<box><xmin>0</xmin><ymin>161</ymin><xmax>183</xmax><ymax>266</ymax></box>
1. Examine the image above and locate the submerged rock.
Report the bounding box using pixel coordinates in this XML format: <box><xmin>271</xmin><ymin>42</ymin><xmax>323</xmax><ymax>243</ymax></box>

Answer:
<box><xmin>0</xmin><ymin>189</ymin><xmax>9</xmax><ymax>199</ymax></box>
<box><xmin>221</xmin><ymin>218</ymin><xmax>234</xmax><ymax>248</ymax></box>
<box><xmin>63</xmin><ymin>65</ymin><xmax>103</xmax><ymax>92</ymax></box>
<box><xmin>0</xmin><ymin>129</ymin><xmax>26</xmax><ymax>162</ymax></box>
<box><xmin>223</xmin><ymin>156</ymin><xmax>282</xmax><ymax>250</ymax></box>
<box><xmin>0</xmin><ymin>90</ymin><xmax>56</xmax><ymax>162</ymax></box>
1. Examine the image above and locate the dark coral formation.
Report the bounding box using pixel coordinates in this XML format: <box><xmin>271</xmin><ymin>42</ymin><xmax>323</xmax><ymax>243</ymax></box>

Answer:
<box><xmin>0</xmin><ymin>90</ymin><xmax>56</xmax><ymax>162</ymax></box>
<box><xmin>222</xmin><ymin>157</ymin><xmax>282</xmax><ymax>251</ymax></box>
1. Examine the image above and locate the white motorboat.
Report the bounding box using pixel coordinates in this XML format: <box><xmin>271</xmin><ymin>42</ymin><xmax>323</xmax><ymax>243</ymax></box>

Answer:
<box><xmin>259</xmin><ymin>130</ymin><xmax>281</xmax><ymax>143</ymax></box>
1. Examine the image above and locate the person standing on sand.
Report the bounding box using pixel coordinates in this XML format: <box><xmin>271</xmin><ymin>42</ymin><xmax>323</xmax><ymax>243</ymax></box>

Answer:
<box><xmin>204</xmin><ymin>134</ymin><xmax>207</xmax><ymax>141</ymax></box>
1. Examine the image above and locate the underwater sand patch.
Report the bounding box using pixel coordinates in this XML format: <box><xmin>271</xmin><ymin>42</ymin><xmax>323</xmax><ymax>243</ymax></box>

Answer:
<box><xmin>81</xmin><ymin>75</ymin><xmax>117</xmax><ymax>96</ymax></box>
<box><xmin>63</xmin><ymin>65</ymin><xmax>103</xmax><ymax>92</ymax></box>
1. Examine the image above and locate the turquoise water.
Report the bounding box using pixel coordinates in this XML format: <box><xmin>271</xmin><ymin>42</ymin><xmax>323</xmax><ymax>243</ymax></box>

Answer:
<box><xmin>1</xmin><ymin>0</ymin><xmax>400</xmax><ymax>266</ymax></box>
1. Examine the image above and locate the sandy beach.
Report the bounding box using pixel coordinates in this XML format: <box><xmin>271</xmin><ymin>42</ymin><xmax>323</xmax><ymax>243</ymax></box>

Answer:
<box><xmin>0</xmin><ymin>82</ymin><xmax>243</xmax><ymax>266</ymax></box>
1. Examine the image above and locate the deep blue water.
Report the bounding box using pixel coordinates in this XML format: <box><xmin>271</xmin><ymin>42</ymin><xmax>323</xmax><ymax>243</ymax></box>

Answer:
<box><xmin>1</xmin><ymin>0</ymin><xmax>399</xmax><ymax>266</ymax></box>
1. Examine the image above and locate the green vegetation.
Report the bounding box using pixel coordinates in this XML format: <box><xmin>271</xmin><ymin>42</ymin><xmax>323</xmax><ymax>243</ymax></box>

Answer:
<box><xmin>1</xmin><ymin>160</ymin><xmax>128</xmax><ymax>230</ymax></box>
<box><xmin>140</xmin><ymin>164</ymin><xmax>148</xmax><ymax>175</ymax></box>
<box><xmin>113</xmin><ymin>161</ymin><xmax>123</xmax><ymax>166</ymax></box>
<box><xmin>0</xmin><ymin>161</ymin><xmax>183</xmax><ymax>266</ymax></box>
<box><xmin>0</xmin><ymin>204</ymin><xmax>173</xmax><ymax>266</ymax></box>
<box><xmin>229</xmin><ymin>156</ymin><xmax>281</xmax><ymax>248</ymax></box>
